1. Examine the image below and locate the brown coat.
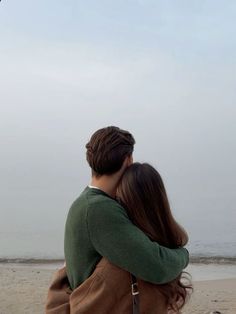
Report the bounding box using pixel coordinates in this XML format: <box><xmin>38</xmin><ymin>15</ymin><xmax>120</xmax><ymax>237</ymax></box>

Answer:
<box><xmin>45</xmin><ymin>258</ymin><xmax>169</xmax><ymax>314</ymax></box>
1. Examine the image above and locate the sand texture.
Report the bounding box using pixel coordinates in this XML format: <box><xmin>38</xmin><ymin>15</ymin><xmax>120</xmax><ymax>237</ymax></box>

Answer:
<box><xmin>0</xmin><ymin>264</ymin><xmax>235</xmax><ymax>314</ymax></box>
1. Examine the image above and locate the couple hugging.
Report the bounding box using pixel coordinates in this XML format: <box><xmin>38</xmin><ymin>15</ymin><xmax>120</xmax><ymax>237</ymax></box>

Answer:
<box><xmin>46</xmin><ymin>126</ymin><xmax>192</xmax><ymax>314</ymax></box>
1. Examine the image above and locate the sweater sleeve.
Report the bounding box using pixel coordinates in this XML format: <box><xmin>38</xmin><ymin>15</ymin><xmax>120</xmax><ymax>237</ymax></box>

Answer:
<box><xmin>87</xmin><ymin>200</ymin><xmax>189</xmax><ymax>284</ymax></box>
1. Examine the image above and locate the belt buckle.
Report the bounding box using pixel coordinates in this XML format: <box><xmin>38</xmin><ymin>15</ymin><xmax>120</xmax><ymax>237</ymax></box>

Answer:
<box><xmin>132</xmin><ymin>282</ymin><xmax>139</xmax><ymax>296</ymax></box>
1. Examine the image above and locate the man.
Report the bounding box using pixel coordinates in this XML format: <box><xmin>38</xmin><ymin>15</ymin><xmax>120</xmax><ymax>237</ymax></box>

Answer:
<box><xmin>64</xmin><ymin>126</ymin><xmax>189</xmax><ymax>290</ymax></box>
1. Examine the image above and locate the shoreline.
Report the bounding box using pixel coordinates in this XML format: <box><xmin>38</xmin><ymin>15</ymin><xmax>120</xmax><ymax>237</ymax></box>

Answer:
<box><xmin>1</xmin><ymin>255</ymin><xmax>236</xmax><ymax>265</ymax></box>
<box><xmin>1</xmin><ymin>259</ymin><xmax>236</xmax><ymax>282</ymax></box>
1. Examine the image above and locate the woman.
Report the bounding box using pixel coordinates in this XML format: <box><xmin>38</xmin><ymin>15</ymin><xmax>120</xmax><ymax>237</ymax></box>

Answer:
<box><xmin>46</xmin><ymin>163</ymin><xmax>192</xmax><ymax>313</ymax></box>
<box><xmin>116</xmin><ymin>162</ymin><xmax>192</xmax><ymax>312</ymax></box>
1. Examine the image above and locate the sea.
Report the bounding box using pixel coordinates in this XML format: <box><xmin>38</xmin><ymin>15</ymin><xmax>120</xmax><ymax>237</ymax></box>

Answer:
<box><xmin>1</xmin><ymin>189</ymin><xmax>236</xmax><ymax>264</ymax></box>
<box><xmin>1</xmin><ymin>214</ymin><xmax>236</xmax><ymax>282</ymax></box>
<box><xmin>0</xmin><ymin>227</ymin><xmax>235</xmax><ymax>263</ymax></box>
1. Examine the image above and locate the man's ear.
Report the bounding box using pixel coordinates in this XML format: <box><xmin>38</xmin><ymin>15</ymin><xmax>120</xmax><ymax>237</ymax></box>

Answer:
<box><xmin>120</xmin><ymin>155</ymin><xmax>133</xmax><ymax>173</ymax></box>
<box><xmin>126</xmin><ymin>154</ymin><xmax>133</xmax><ymax>167</ymax></box>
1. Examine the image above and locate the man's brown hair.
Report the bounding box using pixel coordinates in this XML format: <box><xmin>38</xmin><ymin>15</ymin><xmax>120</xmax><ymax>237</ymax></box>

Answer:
<box><xmin>86</xmin><ymin>126</ymin><xmax>135</xmax><ymax>176</ymax></box>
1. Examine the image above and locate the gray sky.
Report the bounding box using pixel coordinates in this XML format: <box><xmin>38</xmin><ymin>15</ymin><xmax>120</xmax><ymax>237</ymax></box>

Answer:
<box><xmin>0</xmin><ymin>1</ymin><xmax>235</xmax><ymax>258</ymax></box>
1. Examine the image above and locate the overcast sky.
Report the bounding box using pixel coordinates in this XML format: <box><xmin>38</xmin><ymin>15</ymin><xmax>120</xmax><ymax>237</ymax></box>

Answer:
<box><xmin>0</xmin><ymin>1</ymin><xmax>235</xmax><ymax>258</ymax></box>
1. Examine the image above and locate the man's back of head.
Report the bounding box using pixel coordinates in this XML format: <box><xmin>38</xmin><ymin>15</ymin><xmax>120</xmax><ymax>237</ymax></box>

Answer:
<box><xmin>86</xmin><ymin>126</ymin><xmax>135</xmax><ymax>177</ymax></box>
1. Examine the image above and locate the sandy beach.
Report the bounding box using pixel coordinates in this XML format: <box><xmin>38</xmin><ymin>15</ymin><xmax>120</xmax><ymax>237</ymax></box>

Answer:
<box><xmin>0</xmin><ymin>263</ymin><xmax>236</xmax><ymax>314</ymax></box>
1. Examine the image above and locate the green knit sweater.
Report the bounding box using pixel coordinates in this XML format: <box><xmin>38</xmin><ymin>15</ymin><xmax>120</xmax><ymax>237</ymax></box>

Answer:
<box><xmin>64</xmin><ymin>187</ymin><xmax>189</xmax><ymax>290</ymax></box>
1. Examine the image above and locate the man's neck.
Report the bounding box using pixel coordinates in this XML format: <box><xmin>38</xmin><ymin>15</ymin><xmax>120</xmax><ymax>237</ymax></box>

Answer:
<box><xmin>89</xmin><ymin>159</ymin><xmax>130</xmax><ymax>198</ymax></box>
<box><xmin>90</xmin><ymin>175</ymin><xmax>120</xmax><ymax>198</ymax></box>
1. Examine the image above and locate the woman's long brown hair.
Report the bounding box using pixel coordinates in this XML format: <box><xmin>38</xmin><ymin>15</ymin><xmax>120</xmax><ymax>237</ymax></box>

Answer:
<box><xmin>117</xmin><ymin>162</ymin><xmax>192</xmax><ymax>312</ymax></box>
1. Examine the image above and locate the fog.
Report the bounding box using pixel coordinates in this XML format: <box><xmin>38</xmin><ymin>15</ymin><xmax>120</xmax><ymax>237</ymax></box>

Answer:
<box><xmin>0</xmin><ymin>1</ymin><xmax>235</xmax><ymax>258</ymax></box>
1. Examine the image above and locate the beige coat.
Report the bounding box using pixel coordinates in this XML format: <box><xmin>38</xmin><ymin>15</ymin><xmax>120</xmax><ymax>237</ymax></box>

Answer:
<box><xmin>45</xmin><ymin>257</ymin><xmax>169</xmax><ymax>314</ymax></box>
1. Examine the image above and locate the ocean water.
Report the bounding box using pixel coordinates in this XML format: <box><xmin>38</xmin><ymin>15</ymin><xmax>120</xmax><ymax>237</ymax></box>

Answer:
<box><xmin>1</xmin><ymin>184</ymin><xmax>236</xmax><ymax>260</ymax></box>
<box><xmin>0</xmin><ymin>224</ymin><xmax>235</xmax><ymax>261</ymax></box>
<box><xmin>186</xmin><ymin>263</ymin><xmax>236</xmax><ymax>281</ymax></box>
<box><xmin>0</xmin><ymin>261</ymin><xmax>236</xmax><ymax>282</ymax></box>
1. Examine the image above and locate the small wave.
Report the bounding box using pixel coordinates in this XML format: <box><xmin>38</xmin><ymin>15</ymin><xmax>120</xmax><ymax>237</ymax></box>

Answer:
<box><xmin>0</xmin><ymin>258</ymin><xmax>64</xmax><ymax>264</ymax></box>
<box><xmin>190</xmin><ymin>255</ymin><xmax>236</xmax><ymax>264</ymax></box>
<box><xmin>0</xmin><ymin>256</ymin><xmax>236</xmax><ymax>265</ymax></box>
